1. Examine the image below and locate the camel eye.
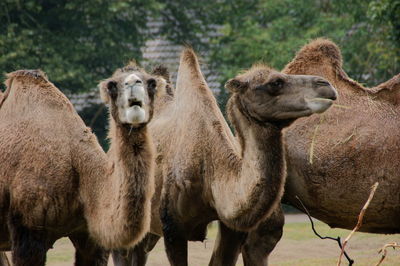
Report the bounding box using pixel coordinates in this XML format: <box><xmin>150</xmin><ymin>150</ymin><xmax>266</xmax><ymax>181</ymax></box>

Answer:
<box><xmin>266</xmin><ymin>78</ymin><xmax>284</xmax><ymax>96</ymax></box>
<box><xmin>270</xmin><ymin>78</ymin><xmax>284</xmax><ymax>88</ymax></box>
<box><xmin>147</xmin><ymin>78</ymin><xmax>157</xmax><ymax>97</ymax></box>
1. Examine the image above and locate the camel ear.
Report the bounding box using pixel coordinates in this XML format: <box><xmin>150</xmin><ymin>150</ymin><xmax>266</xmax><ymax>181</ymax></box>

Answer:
<box><xmin>225</xmin><ymin>78</ymin><xmax>248</xmax><ymax>93</ymax></box>
<box><xmin>99</xmin><ymin>79</ymin><xmax>118</xmax><ymax>103</ymax></box>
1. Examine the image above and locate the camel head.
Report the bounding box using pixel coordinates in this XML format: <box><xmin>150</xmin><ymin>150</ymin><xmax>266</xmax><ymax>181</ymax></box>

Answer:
<box><xmin>99</xmin><ymin>63</ymin><xmax>166</xmax><ymax>127</ymax></box>
<box><xmin>225</xmin><ymin>65</ymin><xmax>337</xmax><ymax>126</ymax></box>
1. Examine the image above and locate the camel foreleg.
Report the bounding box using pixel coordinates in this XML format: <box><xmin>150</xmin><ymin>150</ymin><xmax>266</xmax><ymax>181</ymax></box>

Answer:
<box><xmin>112</xmin><ymin>233</ymin><xmax>160</xmax><ymax>266</ymax></box>
<box><xmin>208</xmin><ymin>221</ymin><xmax>247</xmax><ymax>266</ymax></box>
<box><xmin>241</xmin><ymin>206</ymin><xmax>284</xmax><ymax>266</ymax></box>
<box><xmin>69</xmin><ymin>232</ymin><xmax>109</xmax><ymax>266</ymax></box>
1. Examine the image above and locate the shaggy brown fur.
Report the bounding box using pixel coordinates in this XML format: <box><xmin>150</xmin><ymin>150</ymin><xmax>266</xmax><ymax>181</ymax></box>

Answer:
<box><xmin>283</xmin><ymin>38</ymin><xmax>400</xmax><ymax>233</ymax></box>
<box><xmin>0</xmin><ymin>67</ymin><xmax>160</xmax><ymax>265</ymax></box>
<box><xmin>112</xmin><ymin>48</ymin><xmax>337</xmax><ymax>266</ymax></box>
<box><xmin>213</xmin><ymin>38</ymin><xmax>400</xmax><ymax>266</ymax></box>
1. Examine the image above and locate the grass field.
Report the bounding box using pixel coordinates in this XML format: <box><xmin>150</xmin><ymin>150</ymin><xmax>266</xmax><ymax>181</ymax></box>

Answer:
<box><xmin>5</xmin><ymin>215</ymin><xmax>400</xmax><ymax>265</ymax></box>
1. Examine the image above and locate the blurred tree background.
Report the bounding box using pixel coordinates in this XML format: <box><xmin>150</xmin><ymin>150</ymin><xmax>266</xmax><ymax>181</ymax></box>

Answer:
<box><xmin>211</xmin><ymin>0</ymin><xmax>400</xmax><ymax>110</ymax></box>
<box><xmin>0</xmin><ymin>0</ymin><xmax>219</xmax><ymax>92</ymax></box>
<box><xmin>1</xmin><ymin>0</ymin><xmax>399</xmax><ymax>146</ymax></box>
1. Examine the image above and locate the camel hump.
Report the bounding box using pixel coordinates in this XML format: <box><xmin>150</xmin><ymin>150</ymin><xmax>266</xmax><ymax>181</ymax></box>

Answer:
<box><xmin>368</xmin><ymin>73</ymin><xmax>400</xmax><ymax>105</ymax></box>
<box><xmin>6</xmin><ymin>69</ymin><xmax>48</xmax><ymax>84</ymax></box>
<box><xmin>4</xmin><ymin>69</ymin><xmax>50</xmax><ymax>91</ymax></box>
<box><xmin>283</xmin><ymin>38</ymin><xmax>343</xmax><ymax>75</ymax></box>
<box><xmin>2</xmin><ymin>69</ymin><xmax>74</xmax><ymax>111</ymax></box>
<box><xmin>176</xmin><ymin>47</ymin><xmax>211</xmax><ymax>96</ymax></box>
<box><xmin>375</xmin><ymin>73</ymin><xmax>400</xmax><ymax>92</ymax></box>
<box><xmin>6</xmin><ymin>69</ymin><xmax>48</xmax><ymax>79</ymax></box>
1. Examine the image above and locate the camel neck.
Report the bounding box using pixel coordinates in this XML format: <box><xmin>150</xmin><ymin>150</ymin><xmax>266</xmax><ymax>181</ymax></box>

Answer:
<box><xmin>109</xmin><ymin>121</ymin><xmax>149</xmax><ymax>156</ymax></box>
<box><xmin>77</xmin><ymin>117</ymin><xmax>154</xmax><ymax>248</ymax></box>
<box><xmin>212</xmin><ymin>95</ymin><xmax>285</xmax><ymax>231</ymax></box>
<box><xmin>228</xmin><ymin>95</ymin><xmax>283</xmax><ymax>157</ymax></box>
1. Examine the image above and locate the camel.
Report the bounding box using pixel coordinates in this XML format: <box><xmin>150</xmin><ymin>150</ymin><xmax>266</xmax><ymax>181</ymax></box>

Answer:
<box><xmin>112</xmin><ymin>48</ymin><xmax>337</xmax><ymax>266</ymax></box>
<box><xmin>209</xmin><ymin>38</ymin><xmax>400</xmax><ymax>266</ymax></box>
<box><xmin>283</xmin><ymin>39</ymin><xmax>400</xmax><ymax>233</ymax></box>
<box><xmin>0</xmin><ymin>65</ymin><xmax>165</xmax><ymax>265</ymax></box>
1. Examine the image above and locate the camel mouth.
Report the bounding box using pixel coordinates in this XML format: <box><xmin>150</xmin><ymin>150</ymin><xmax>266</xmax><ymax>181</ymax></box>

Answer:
<box><xmin>305</xmin><ymin>97</ymin><xmax>333</xmax><ymax>113</ymax></box>
<box><xmin>128</xmin><ymin>99</ymin><xmax>143</xmax><ymax>108</ymax></box>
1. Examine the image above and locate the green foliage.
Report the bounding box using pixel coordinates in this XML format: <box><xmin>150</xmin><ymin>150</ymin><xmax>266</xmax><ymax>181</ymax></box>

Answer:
<box><xmin>0</xmin><ymin>0</ymin><xmax>157</xmax><ymax>91</ymax></box>
<box><xmin>212</xmin><ymin>0</ymin><xmax>400</xmax><ymax>109</ymax></box>
<box><xmin>368</xmin><ymin>0</ymin><xmax>400</xmax><ymax>43</ymax></box>
<box><xmin>0</xmin><ymin>0</ymin><xmax>217</xmax><ymax>92</ymax></box>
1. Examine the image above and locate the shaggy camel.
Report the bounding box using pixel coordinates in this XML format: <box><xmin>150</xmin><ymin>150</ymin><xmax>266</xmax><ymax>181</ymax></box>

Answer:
<box><xmin>209</xmin><ymin>38</ymin><xmax>400</xmax><ymax>266</ymax></box>
<box><xmin>112</xmin><ymin>48</ymin><xmax>337</xmax><ymax>266</ymax></box>
<box><xmin>0</xmin><ymin>66</ymin><xmax>163</xmax><ymax>265</ymax></box>
<box><xmin>283</xmin><ymin>39</ymin><xmax>400</xmax><ymax>233</ymax></box>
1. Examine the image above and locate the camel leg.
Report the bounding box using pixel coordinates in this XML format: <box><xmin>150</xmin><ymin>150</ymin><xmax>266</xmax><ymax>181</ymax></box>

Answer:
<box><xmin>7</xmin><ymin>214</ymin><xmax>50</xmax><ymax>266</ymax></box>
<box><xmin>69</xmin><ymin>232</ymin><xmax>109</xmax><ymax>266</ymax></box>
<box><xmin>0</xmin><ymin>253</ymin><xmax>10</xmax><ymax>266</ymax></box>
<box><xmin>241</xmin><ymin>207</ymin><xmax>284</xmax><ymax>266</ymax></box>
<box><xmin>112</xmin><ymin>233</ymin><xmax>160</xmax><ymax>266</ymax></box>
<box><xmin>208</xmin><ymin>221</ymin><xmax>247</xmax><ymax>266</ymax></box>
<box><xmin>160</xmin><ymin>203</ymin><xmax>188</xmax><ymax>266</ymax></box>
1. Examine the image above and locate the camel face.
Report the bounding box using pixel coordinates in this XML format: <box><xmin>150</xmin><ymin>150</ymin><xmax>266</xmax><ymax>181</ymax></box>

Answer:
<box><xmin>100</xmin><ymin>69</ymin><xmax>158</xmax><ymax>127</ymax></box>
<box><xmin>226</xmin><ymin>66</ymin><xmax>337</xmax><ymax>122</ymax></box>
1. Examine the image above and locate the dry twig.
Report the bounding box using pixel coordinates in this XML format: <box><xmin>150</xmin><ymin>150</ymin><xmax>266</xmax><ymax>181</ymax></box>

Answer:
<box><xmin>296</xmin><ymin>196</ymin><xmax>354</xmax><ymax>265</ymax></box>
<box><xmin>375</xmin><ymin>242</ymin><xmax>400</xmax><ymax>266</ymax></box>
<box><xmin>337</xmin><ymin>182</ymin><xmax>379</xmax><ymax>266</ymax></box>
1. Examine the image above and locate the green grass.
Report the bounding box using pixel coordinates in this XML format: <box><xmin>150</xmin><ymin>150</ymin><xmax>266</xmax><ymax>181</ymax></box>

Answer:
<box><xmin>41</xmin><ymin>218</ymin><xmax>400</xmax><ymax>266</ymax></box>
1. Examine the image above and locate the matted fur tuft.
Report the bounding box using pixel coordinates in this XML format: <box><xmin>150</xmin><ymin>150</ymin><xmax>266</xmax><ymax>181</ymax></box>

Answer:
<box><xmin>181</xmin><ymin>48</ymin><xmax>199</xmax><ymax>69</ymax></box>
<box><xmin>233</xmin><ymin>64</ymin><xmax>273</xmax><ymax>84</ymax></box>
<box><xmin>6</xmin><ymin>69</ymin><xmax>48</xmax><ymax>81</ymax></box>
<box><xmin>284</xmin><ymin>39</ymin><xmax>366</xmax><ymax>93</ymax></box>
<box><xmin>151</xmin><ymin>65</ymin><xmax>171</xmax><ymax>84</ymax></box>
<box><xmin>283</xmin><ymin>38</ymin><xmax>343</xmax><ymax>74</ymax></box>
<box><xmin>120</xmin><ymin>60</ymin><xmax>141</xmax><ymax>73</ymax></box>
<box><xmin>5</xmin><ymin>69</ymin><xmax>48</xmax><ymax>91</ymax></box>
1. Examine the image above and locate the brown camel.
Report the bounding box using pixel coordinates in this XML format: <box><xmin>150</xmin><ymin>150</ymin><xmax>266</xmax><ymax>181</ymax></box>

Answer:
<box><xmin>283</xmin><ymin>39</ymin><xmax>400</xmax><ymax>234</ymax></box>
<box><xmin>209</xmin><ymin>38</ymin><xmax>400</xmax><ymax>266</ymax></box>
<box><xmin>112</xmin><ymin>48</ymin><xmax>337</xmax><ymax>266</ymax></box>
<box><xmin>0</xmin><ymin>66</ymin><xmax>164</xmax><ymax>265</ymax></box>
